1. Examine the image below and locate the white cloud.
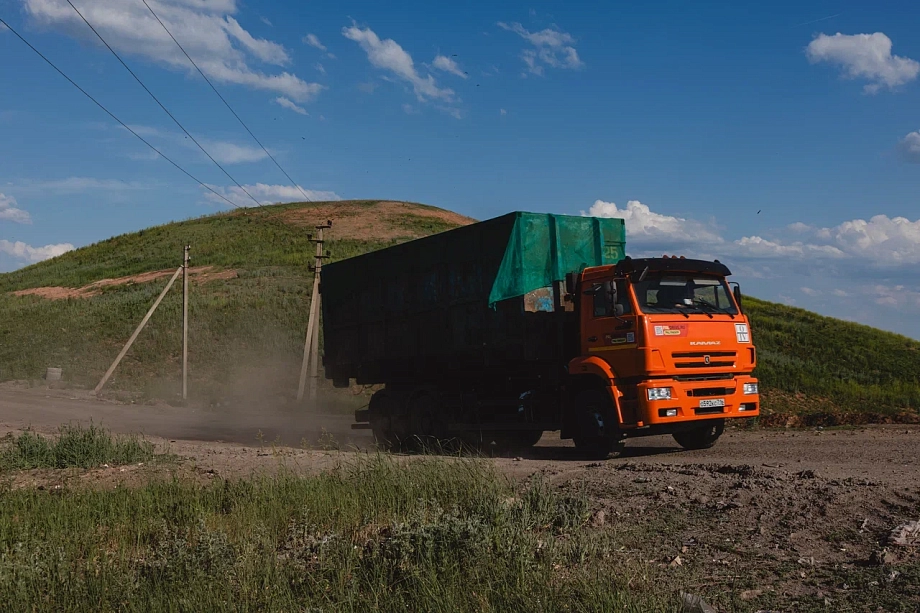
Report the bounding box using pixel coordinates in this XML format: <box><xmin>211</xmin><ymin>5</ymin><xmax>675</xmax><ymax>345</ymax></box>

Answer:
<box><xmin>45</xmin><ymin>177</ymin><xmax>144</xmax><ymax>191</ymax></box>
<box><xmin>584</xmin><ymin>199</ymin><xmax>920</xmax><ymax>269</ymax></box>
<box><xmin>432</xmin><ymin>54</ymin><xmax>467</xmax><ymax>78</ymax></box>
<box><xmin>342</xmin><ymin>24</ymin><xmax>457</xmax><ymax>108</ymax></box>
<box><xmin>25</xmin><ymin>0</ymin><xmax>323</xmax><ymax>102</ymax></box>
<box><xmin>497</xmin><ymin>21</ymin><xmax>584</xmax><ymax>76</ymax></box>
<box><xmin>203</xmin><ymin>183</ymin><xmax>340</xmax><ymax>207</ymax></box>
<box><xmin>402</xmin><ymin>103</ymin><xmax>419</xmax><ymax>115</ymax></box>
<box><xmin>274</xmin><ymin>96</ymin><xmax>308</xmax><ymax>115</ymax></box>
<box><xmin>259</xmin><ymin>16</ymin><xmax>271</xmax><ymax>27</ymax></box>
<box><xmin>17</xmin><ymin>177</ymin><xmax>150</xmax><ymax>192</ymax></box>
<box><xmin>0</xmin><ymin>193</ymin><xmax>32</xmax><ymax>223</ymax></box>
<box><xmin>0</xmin><ymin>239</ymin><xmax>74</xmax><ymax>263</ymax></box>
<box><xmin>805</xmin><ymin>32</ymin><xmax>920</xmax><ymax>93</ymax></box>
<box><xmin>118</xmin><ymin>124</ymin><xmax>269</xmax><ymax>163</ymax></box>
<box><xmin>582</xmin><ymin>200</ymin><xmax>722</xmax><ymax>249</ymax></box>
<box><xmin>845</xmin><ymin>283</ymin><xmax>920</xmax><ymax>311</ymax></box>
<box><xmin>733</xmin><ymin>235</ymin><xmax>846</xmax><ymax>259</ymax></box>
<box><xmin>314</xmin><ymin>62</ymin><xmax>326</xmax><ymax>74</ymax></box>
<box><xmin>201</xmin><ymin>140</ymin><xmax>267</xmax><ymax>164</ymax></box>
<box><xmin>500</xmin><ymin>108</ymin><xmax>507</xmax><ymax>115</ymax></box>
<box><xmin>800</xmin><ymin>287</ymin><xmax>820</xmax><ymax>296</ymax></box>
<box><xmin>736</xmin><ymin>215</ymin><xmax>920</xmax><ymax>266</ymax></box>
<box><xmin>897</xmin><ymin>130</ymin><xmax>920</xmax><ymax>163</ymax></box>
<box><xmin>303</xmin><ymin>33</ymin><xmax>326</xmax><ymax>51</ymax></box>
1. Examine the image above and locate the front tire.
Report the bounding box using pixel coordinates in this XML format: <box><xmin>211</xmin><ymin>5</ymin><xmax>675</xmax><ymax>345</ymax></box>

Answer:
<box><xmin>572</xmin><ymin>389</ymin><xmax>625</xmax><ymax>460</ymax></box>
<box><xmin>673</xmin><ymin>419</ymin><xmax>724</xmax><ymax>450</ymax></box>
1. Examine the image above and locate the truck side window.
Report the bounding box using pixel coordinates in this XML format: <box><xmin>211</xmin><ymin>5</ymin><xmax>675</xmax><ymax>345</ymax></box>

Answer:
<box><xmin>616</xmin><ymin>280</ymin><xmax>633</xmax><ymax>315</ymax></box>
<box><xmin>593</xmin><ymin>280</ymin><xmax>632</xmax><ymax>317</ymax></box>
<box><xmin>593</xmin><ymin>282</ymin><xmax>612</xmax><ymax>317</ymax></box>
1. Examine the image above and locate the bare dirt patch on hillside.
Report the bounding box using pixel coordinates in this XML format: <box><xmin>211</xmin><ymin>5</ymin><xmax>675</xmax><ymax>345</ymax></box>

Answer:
<box><xmin>10</xmin><ymin>266</ymin><xmax>238</xmax><ymax>300</ymax></box>
<box><xmin>279</xmin><ymin>200</ymin><xmax>475</xmax><ymax>240</ymax></box>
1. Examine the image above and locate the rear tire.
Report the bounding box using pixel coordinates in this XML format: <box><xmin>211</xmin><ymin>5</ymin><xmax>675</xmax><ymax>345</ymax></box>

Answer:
<box><xmin>408</xmin><ymin>391</ymin><xmax>450</xmax><ymax>452</ymax></box>
<box><xmin>673</xmin><ymin>419</ymin><xmax>724</xmax><ymax>450</ymax></box>
<box><xmin>572</xmin><ymin>389</ymin><xmax>625</xmax><ymax>460</ymax></box>
<box><xmin>369</xmin><ymin>390</ymin><xmax>412</xmax><ymax>451</ymax></box>
<box><xmin>510</xmin><ymin>429</ymin><xmax>544</xmax><ymax>449</ymax></box>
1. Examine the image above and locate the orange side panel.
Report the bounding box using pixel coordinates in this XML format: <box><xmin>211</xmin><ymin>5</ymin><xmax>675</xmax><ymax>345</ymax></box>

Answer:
<box><xmin>567</xmin><ymin>356</ymin><xmax>625</xmax><ymax>426</ymax></box>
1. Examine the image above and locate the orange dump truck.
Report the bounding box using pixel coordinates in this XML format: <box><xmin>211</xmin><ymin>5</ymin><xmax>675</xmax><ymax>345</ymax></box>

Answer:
<box><xmin>322</xmin><ymin>212</ymin><xmax>759</xmax><ymax>458</ymax></box>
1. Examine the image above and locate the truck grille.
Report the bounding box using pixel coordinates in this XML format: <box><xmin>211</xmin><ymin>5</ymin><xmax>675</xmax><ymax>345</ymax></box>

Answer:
<box><xmin>672</xmin><ymin>351</ymin><xmax>736</xmax><ymax>369</ymax></box>
<box><xmin>687</xmin><ymin>387</ymin><xmax>734</xmax><ymax>397</ymax></box>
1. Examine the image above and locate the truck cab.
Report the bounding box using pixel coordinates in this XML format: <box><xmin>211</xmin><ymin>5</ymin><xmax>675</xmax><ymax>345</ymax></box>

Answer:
<box><xmin>566</xmin><ymin>255</ymin><xmax>759</xmax><ymax>456</ymax></box>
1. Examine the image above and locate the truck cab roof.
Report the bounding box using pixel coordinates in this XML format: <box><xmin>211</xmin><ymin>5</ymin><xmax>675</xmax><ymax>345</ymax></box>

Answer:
<box><xmin>615</xmin><ymin>256</ymin><xmax>732</xmax><ymax>278</ymax></box>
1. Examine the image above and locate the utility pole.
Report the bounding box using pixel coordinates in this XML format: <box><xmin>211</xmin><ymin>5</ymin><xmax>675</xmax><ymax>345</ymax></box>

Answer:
<box><xmin>94</xmin><ymin>266</ymin><xmax>183</xmax><ymax>395</ymax></box>
<box><xmin>182</xmin><ymin>244</ymin><xmax>190</xmax><ymax>401</ymax></box>
<box><xmin>297</xmin><ymin>221</ymin><xmax>332</xmax><ymax>403</ymax></box>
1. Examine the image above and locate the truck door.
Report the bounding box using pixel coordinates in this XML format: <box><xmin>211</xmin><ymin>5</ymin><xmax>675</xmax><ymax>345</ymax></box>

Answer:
<box><xmin>582</xmin><ymin>278</ymin><xmax>640</xmax><ymax>425</ymax></box>
<box><xmin>583</xmin><ymin>279</ymin><xmax>638</xmax><ymax>358</ymax></box>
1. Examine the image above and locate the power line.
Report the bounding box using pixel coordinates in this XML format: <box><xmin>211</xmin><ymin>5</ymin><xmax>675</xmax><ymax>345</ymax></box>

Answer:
<box><xmin>140</xmin><ymin>0</ymin><xmax>315</xmax><ymax>203</ymax></box>
<box><xmin>65</xmin><ymin>0</ymin><xmax>265</xmax><ymax>211</ymax></box>
<box><xmin>0</xmin><ymin>15</ymin><xmax>242</xmax><ymax>210</ymax></box>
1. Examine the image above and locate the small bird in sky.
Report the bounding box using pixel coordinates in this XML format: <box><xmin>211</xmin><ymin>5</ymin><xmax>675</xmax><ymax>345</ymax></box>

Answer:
<box><xmin>757</xmin><ymin>210</ymin><xmax>762</xmax><ymax>214</ymax></box>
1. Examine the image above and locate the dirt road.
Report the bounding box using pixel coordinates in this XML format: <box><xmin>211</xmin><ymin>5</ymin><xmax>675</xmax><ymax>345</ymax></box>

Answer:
<box><xmin>0</xmin><ymin>384</ymin><xmax>365</xmax><ymax>448</ymax></box>
<box><xmin>2</xmin><ymin>385</ymin><xmax>919</xmax><ymax>610</ymax></box>
<box><xmin>1</xmin><ymin>384</ymin><xmax>916</xmax><ymax>484</ymax></box>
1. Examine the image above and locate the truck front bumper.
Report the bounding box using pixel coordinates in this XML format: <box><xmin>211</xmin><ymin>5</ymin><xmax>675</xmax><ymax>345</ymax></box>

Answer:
<box><xmin>636</xmin><ymin>375</ymin><xmax>759</xmax><ymax>426</ymax></box>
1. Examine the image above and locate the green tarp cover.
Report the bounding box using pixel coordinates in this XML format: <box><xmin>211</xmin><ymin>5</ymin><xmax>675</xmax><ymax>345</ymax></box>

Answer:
<box><xmin>488</xmin><ymin>213</ymin><xmax>626</xmax><ymax>306</ymax></box>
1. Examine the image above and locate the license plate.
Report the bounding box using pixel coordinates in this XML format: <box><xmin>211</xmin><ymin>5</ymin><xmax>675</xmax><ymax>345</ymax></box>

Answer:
<box><xmin>698</xmin><ymin>398</ymin><xmax>725</xmax><ymax>408</ymax></box>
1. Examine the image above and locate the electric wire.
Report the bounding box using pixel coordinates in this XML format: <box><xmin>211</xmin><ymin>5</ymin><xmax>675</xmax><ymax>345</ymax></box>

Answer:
<box><xmin>0</xmin><ymin>16</ymin><xmax>242</xmax><ymax>210</ymax></box>
<box><xmin>65</xmin><ymin>0</ymin><xmax>265</xmax><ymax>210</ymax></box>
<box><xmin>140</xmin><ymin>0</ymin><xmax>315</xmax><ymax>203</ymax></box>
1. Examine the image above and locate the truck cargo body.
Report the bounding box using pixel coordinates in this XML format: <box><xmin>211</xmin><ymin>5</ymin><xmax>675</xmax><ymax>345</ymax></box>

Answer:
<box><xmin>322</xmin><ymin>212</ymin><xmax>623</xmax><ymax>384</ymax></box>
<box><xmin>322</xmin><ymin>211</ymin><xmax>759</xmax><ymax>457</ymax></box>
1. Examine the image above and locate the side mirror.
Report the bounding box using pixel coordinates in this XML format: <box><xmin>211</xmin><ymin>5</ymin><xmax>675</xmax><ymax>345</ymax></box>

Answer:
<box><xmin>732</xmin><ymin>284</ymin><xmax>744</xmax><ymax>312</ymax></box>
<box><xmin>565</xmin><ymin>272</ymin><xmax>576</xmax><ymax>295</ymax></box>
<box><xmin>614</xmin><ymin>304</ymin><xmax>625</xmax><ymax>317</ymax></box>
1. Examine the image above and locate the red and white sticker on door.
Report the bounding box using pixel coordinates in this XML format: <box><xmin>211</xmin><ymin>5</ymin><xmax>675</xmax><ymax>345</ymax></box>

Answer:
<box><xmin>653</xmin><ymin>324</ymin><xmax>688</xmax><ymax>337</ymax></box>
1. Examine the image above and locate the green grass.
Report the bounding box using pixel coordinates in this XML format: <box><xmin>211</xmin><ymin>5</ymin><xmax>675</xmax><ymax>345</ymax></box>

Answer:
<box><xmin>0</xmin><ymin>200</ymin><xmax>453</xmax><ymax>404</ymax></box>
<box><xmin>0</xmin><ymin>424</ymin><xmax>155</xmax><ymax>471</ymax></box>
<box><xmin>0</xmin><ymin>455</ymin><xmax>673</xmax><ymax>612</ymax></box>
<box><xmin>1</xmin><ymin>198</ymin><xmax>918</xmax><ymax>420</ymax></box>
<box><xmin>746</xmin><ymin>296</ymin><xmax>920</xmax><ymax>418</ymax></box>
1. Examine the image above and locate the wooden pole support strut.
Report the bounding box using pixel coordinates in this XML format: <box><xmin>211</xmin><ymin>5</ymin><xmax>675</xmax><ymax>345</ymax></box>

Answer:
<box><xmin>94</xmin><ymin>266</ymin><xmax>183</xmax><ymax>395</ymax></box>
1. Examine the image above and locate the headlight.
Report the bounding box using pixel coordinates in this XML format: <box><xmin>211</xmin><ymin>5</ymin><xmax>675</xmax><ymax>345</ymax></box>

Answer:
<box><xmin>647</xmin><ymin>387</ymin><xmax>672</xmax><ymax>401</ymax></box>
<box><xmin>743</xmin><ymin>383</ymin><xmax>759</xmax><ymax>395</ymax></box>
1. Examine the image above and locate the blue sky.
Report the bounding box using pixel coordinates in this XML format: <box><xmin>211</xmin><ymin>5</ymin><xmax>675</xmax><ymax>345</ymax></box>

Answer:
<box><xmin>1</xmin><ymin>0</ymin><xmax>919</xmax><ymax>338</ymax></box>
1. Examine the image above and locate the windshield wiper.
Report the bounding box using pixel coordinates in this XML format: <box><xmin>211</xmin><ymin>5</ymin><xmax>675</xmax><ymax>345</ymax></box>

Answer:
<box><xmin>693</xmin><ymin>298</ymin><xmax>735</xmax><ymax>319</ymax></box>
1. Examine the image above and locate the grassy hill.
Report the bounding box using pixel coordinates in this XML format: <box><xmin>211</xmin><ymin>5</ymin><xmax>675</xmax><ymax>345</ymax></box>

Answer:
<box><xmin>1</xmin><ymin>199</ymin><xmax>918</xmax><ymax>423</ymax></box>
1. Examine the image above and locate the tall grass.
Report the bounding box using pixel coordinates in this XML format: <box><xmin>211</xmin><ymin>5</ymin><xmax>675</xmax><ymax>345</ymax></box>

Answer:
<box><xmin>0</xmin><ymin>424</ymin><xmax>155</xmax><ymax>471</ymax></box>
<box><xmin>0</xmin><ymin>455</ymin><xmax>672</xmax><ymax>612</ymax></box>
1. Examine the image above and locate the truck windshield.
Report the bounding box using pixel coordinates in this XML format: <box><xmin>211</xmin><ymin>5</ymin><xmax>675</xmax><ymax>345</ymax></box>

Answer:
<box><xmin>633</xmin><ymin>274</ymin><xmax>738</xmax><ymax>315</ymax></box>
